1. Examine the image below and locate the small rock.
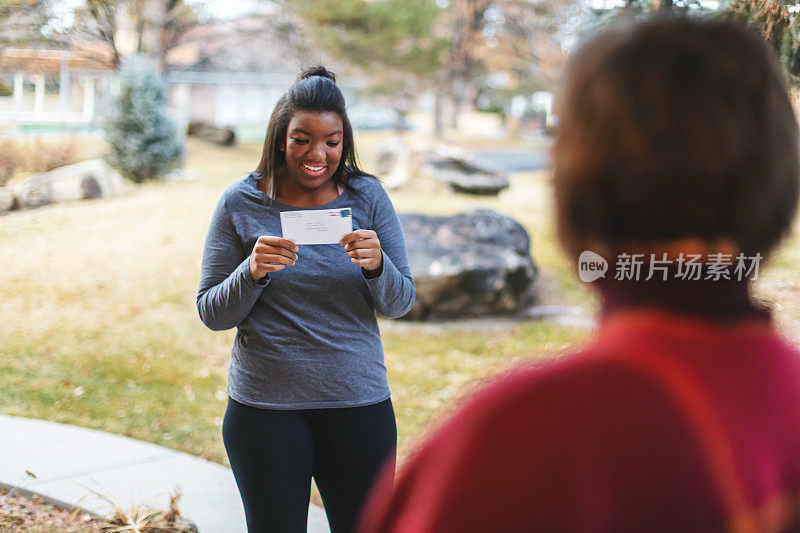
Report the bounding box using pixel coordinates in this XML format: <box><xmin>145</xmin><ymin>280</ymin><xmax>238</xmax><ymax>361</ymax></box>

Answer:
<box><xmin>0</xmin><ymin>186</ymin><xmax>14</xmax><ymax>213</ymax></box>
<box><xmin>12</xmin><ymin>159</ymin><xmax>126</xmax><ymax>210</ymax></box>
<box><xmin>420</xmin><ymin>152</ymin><xmax>509</xmax><ymax>195</ymax></box>
<box><xmin>163</xmin><ymin>168</ymin><xmax>198</xmax><ymax>183</ymax></box>
<box><xmin>187</xmin><ymin>120</ymin><xmax>236</xmax><ymax>146</ymax></box>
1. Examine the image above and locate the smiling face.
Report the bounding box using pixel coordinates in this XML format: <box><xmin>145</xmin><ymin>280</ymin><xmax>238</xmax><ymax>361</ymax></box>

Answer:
<box><xmin>279</xmin><ymin>110</ymin><xmax>344</xmax><ymax>196</ymax></box>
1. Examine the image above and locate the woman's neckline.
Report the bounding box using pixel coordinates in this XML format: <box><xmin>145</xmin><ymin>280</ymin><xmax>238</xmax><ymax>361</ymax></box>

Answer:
<box><xmin>249</xmin><ymin>173</ymin><xmax>348</xmax><ymax>209</ymax></box>
<box><xmin>595</xmin><ymin>274</ymin><xmax>771</xmax><ymax>324</ymax></box>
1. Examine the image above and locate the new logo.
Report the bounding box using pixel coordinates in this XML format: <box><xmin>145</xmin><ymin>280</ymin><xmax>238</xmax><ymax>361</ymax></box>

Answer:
<box><xmin>578</xmin><ymin>251</ymin><xmax>608</xmax><ymax>282</ymax></box>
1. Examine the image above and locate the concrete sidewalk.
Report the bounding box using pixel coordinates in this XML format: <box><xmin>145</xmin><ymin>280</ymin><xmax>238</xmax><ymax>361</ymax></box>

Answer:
<box><xmin>0</xmin><ymin>415</ymin><xmax>330</xmax><ymax>532</ymax></box>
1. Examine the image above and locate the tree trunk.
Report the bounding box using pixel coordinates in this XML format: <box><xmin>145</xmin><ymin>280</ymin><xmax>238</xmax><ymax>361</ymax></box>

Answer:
<box><xmin>450</xmin><ymin>76</ymin><xmax>466</xmax><ymax>132</ymax></box>
<box><xmin>140</xmin><ymin>0</ymin><xmax>167</xmax><ymax>72</ymax></box>
<box><xmin>450</xmin><ymin>96</ymin><xmax>461</xmax><ymax>131</ymax></box>
<box><xmin>396</xmin><ymin>109</ymin><xmax>408</xmax><ymax>136</ymax></box>
<box><xmin>136</xmin><ymin>17</ymin><xmax>145</xmax><ymax>53</ymax></box>
<box><xmin>434</xmin><ymin>89</ymin><xmax>445</xmax><ymax>138</ymax></box>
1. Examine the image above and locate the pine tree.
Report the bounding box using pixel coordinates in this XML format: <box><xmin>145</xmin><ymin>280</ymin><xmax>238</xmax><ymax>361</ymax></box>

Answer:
<box><xmin>102</xmin><ymin>55</ymin><xmax>184</xmax><ymax>183</ymax></box>
<box><xmin>727</xmin><ymin>0</ymin><xmax>800</xmax><ymax>83</ymax></box>
<box><xmin>292</xmin><ymin>0</ymin><xmax>449</xmax><ymax>123</ymax></box>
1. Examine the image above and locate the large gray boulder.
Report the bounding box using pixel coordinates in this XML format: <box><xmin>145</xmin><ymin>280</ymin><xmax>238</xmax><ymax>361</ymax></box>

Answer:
<box><xmin>11</xmin><ymin>159</ymin><xmax>126</xmax><ymax>210</ymax></box>
<box><xmin>399</xmin><ymin>209</ymin><xmax>537</xmax><ymax>320</ymax></box>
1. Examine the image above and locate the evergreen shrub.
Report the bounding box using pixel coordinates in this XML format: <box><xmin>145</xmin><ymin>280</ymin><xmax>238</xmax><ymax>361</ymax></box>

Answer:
<box><xmin>102</xmin><ymin>56</ymin><xmax>184</xmax><ymax>183</ymax></box>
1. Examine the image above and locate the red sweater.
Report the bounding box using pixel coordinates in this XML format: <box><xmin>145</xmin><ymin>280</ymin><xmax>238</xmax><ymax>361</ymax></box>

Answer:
<box><xmin>361</xmin><ymin>283</ymin><xmax>800</xmax><ymax>532</ymax></box>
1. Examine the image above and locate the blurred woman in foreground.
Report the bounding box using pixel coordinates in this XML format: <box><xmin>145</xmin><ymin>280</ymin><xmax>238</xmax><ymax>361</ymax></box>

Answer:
<box><xmin>361</xmin><ymin>15</ymin><xmax>800</xmax><ymax>532</ymax></box>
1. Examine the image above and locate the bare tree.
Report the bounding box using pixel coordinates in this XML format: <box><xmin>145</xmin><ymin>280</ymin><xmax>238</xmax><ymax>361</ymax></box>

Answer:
<box><xmin>0</xmin><ymin>0</ymin><xmax>64</xmax><ymax>57</ymax></box>
<box><xmin>290</xmin><ymin>0</ymin><xmax>449</xmax><ymax>126</ymax></box>
<box><xmin>71</xmin><ymin>0</ymin><xmax>123</xmax><ymax>67</ymax></box>
<box><xmin>71</xmin><ymin>0</ymin><xmax>199</xmax><ymax>71</ymax></box>
<box><xmin>139</xmin><ymin>0</ymin><xmax>199</xmax><ymax>71</ymax></box>
<box><xmin>437</xmin><ymin>0</ymin><xmax>491</xmax><ymax>134</ymax></box>
<box><xmin>171</xmin><ymin>7</ymin><xmax>315</xmax><ymax>73</ymax></box>
<box><xmin>487</xmin><ymin>0</ymin><xmax>570</xmax><ymax>90</ymax></box>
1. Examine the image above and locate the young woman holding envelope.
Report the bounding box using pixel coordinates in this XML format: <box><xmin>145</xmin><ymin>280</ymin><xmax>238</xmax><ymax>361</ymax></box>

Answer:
<box><xmin>196</xmin><ymin>66</ymin><xmax>415</xmax><ymax>533</ymax></box>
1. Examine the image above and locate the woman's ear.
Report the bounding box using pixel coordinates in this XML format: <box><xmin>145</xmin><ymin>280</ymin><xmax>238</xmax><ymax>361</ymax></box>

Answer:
<box><xmin>279</xmin><ymin>142</ymin><xmax>285</xmax><ymax>152</ymax></box>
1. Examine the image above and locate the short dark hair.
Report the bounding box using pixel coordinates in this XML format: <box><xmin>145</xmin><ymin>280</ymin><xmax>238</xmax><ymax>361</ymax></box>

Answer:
<box><xmin>553</xmin><ymin>15</ymin><xmax>800</xmax><ymax>259</ymax></box>
<box><xmin>254</xmin><ymin>66</ymin><xmax>369</xmax><ymax>199</ymax></box>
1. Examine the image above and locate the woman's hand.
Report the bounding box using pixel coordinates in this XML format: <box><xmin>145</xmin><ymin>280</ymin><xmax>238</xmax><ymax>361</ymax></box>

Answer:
<box><xmin>249</xmin><ymin>236</ymin><xmax>299</xmax><ymax>281</ymax></box>
<box><xmin>341</xmin><ymin>230</ymin><xmax>383</xmax><ymax>276</ymax></box>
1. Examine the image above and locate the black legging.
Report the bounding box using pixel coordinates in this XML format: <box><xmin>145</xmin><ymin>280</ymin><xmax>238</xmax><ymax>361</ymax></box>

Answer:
<box><xmin>222</xmin><ymin>397</ymin><xmax>397</xmax><ymax>533</ymax></box>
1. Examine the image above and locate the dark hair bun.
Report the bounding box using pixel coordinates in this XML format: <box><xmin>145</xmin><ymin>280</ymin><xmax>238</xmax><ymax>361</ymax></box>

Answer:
<box><xmin>298</xmin><ymin>66</ymin><xmax>336</xmax><ymax>83</ymax></box>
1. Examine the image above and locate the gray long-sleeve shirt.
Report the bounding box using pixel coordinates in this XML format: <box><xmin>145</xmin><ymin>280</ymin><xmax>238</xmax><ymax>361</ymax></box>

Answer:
<box><xmin>197</xmin><ymin>172</ymin><xmax>415</xmax><ymax>409</ymax></box>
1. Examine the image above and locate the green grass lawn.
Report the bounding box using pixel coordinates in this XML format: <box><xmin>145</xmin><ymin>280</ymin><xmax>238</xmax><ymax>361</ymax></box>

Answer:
<box><xmin>0</xmin><ymin>135</ymin><xmax>591</xmax><ymax>470</ymax></box>
<box><xmin>2</xmin><ymin>130</ymin><xmax>798</xmax><ymax>509</ymax></box>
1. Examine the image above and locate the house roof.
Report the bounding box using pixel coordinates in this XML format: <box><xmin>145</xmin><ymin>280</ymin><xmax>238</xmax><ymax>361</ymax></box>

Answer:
<box><xmin>0</xmin><ymin>48</ymin><xmax>116</xmax><ymax>74</ymax></box>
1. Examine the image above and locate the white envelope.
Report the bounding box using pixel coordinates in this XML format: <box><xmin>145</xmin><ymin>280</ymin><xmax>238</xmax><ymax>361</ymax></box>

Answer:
<box><xmin>280</xmin><ymin>207</ymin><xmax>353</xmax><ymax>245</ymax></box>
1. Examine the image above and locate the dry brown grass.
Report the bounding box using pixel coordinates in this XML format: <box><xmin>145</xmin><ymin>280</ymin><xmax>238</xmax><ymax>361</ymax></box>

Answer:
<box><xmin>0</xmin><ymin>487</ymin><xmax>196</xmax><ymax>533</ymax></box>
<box><xmin>0</xmin><ymin>138</ymin><xmax>17</xmax><ymax>186</ymax></box>
<box><xmin>2</xmin><ymin>127</ymin><xmax>798</xmax><ymax>513</ymax></box>
<box><xmin>0</xmin><ymin>133</ymin><xmax>100</xmax><ymax>186</ymax></box>
<box><xmin>0</xmin><ymin>134</ymin><xmax>592</xmax><ymax>510</ymax></box>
